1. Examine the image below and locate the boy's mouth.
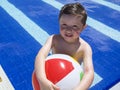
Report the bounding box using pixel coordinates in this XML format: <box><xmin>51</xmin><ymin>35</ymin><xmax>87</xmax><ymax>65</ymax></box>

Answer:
<box><xmin>65</xmin><ymin>34</ymin><xmax>73</xmax><ymax>37</ymax></box>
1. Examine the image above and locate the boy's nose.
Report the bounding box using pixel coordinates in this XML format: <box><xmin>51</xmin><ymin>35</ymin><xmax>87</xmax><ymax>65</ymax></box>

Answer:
<box><xmin>66</xmin><ymin>26</ymin><xmax>73</xmax><ymax>31</ymax></box>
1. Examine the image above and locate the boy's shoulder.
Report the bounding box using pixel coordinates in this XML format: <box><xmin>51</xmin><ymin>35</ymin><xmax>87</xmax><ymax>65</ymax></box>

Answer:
<box><xmin>80</xmin><ymin>37</ymin><xmax>92</xmax><ymax>51</ymax></box>
<box><xmin>50</xmin><ymin>34</ymin><xmax>62</xmax><ymax>44</ymax></box>
<box><xmin>52</xmin><ymin>34</ymin><xmax>62</xmax><ymax>40</ymax></box>
<box><xmin>48</xmin><ymin>34</ymin><xmax>60</xmax><ymax>40</ymax></box>
<box><xmin>80</xmin><ymin>37</ymin><xmax>88</xmax><ymax>45</ymax></box>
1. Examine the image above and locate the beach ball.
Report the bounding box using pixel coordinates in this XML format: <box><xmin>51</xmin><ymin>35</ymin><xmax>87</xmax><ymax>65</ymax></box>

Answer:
<box><xmin>32</xmin><ymin>54</ymin><xmax>83</xmax><ymax>90</ymax></box>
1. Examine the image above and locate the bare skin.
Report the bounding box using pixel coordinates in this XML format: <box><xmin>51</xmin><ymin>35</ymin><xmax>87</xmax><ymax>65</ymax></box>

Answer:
<box><xmin>35</xmin><ymin>14</ymin><xmax>94</xmax><ymax>90</ymax></box>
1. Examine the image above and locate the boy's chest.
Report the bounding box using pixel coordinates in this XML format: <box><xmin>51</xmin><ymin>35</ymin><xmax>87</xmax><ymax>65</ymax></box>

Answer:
<box><xmin>52</xmin><ymin>42</ymin><xmax>83</xmax><ymax>61</ymax></box>
<box><xmin>55</xmin><ymin>45</ymin><xmax>75</xmax><ymax>55</ymax></box>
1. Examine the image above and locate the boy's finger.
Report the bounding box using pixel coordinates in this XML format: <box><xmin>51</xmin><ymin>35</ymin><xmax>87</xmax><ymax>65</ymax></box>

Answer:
<box><xmin>53</xmin><ymin>84</ymin><xmax>60</xmax><ymax>90</ymax></box>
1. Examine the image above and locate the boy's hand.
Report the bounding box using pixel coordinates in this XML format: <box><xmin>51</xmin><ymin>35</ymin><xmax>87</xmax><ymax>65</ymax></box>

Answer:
<box><xmin>40</xmin><ymin>79</ymin><xmax>60</xmax><ymax>90</ymax></box>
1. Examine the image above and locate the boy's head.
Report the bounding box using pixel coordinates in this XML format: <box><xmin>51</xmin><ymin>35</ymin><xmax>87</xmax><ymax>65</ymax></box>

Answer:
<box><xmin>59</xmin><ymin>3</ymin><xmax>87</xmax><ymax>25</ymax></box>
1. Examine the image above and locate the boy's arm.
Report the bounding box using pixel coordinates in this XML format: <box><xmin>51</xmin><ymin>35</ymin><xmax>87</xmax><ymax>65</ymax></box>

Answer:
<box><xmin>35</xmin><ymin>35</ymin><xmax>53</xmax><ymax>85</ymax></box>
<box><xmin>34</xmin><ymin>35</ymin><xmax>60</xmax><ymax>90</ymax></box>
<box><xmin>75</xmin><ymin>43</ymin><xmax>94</xmax><ymax>90</ymax></box>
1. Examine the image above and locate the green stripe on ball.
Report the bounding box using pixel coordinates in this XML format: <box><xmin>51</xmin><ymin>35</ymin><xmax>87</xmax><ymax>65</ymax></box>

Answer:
<box><xmin>80</xmin><ymin>72</ymin><xmax>84</xmax><ymax>80</ymax></box>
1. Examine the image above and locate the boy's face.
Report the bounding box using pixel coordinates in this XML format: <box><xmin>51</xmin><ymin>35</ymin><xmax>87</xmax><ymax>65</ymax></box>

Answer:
<box><xmin>59</xmin><ymin>14</ymin><xmax>86</xmax><ymax>43</ymax></box>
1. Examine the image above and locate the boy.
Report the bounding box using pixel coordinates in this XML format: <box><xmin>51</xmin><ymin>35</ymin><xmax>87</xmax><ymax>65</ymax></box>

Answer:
<box><xmin>34</xmin><ymin>2</ymin><xmax>94</xmax><ymax>90</ymax></box>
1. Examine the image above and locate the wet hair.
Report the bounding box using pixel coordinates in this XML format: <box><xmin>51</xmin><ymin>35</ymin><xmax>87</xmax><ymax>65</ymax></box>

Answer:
<box><xmin>59</xmin><ymin>2</ymin><xmax>87</xmax><ymax>25</ymax></box>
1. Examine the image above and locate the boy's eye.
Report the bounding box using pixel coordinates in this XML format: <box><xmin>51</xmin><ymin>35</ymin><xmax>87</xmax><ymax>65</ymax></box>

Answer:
<box><xmin>72</xmin><ymin>25</ymin><xmax>80</xmax><ymax>30</ymax></box>
<box><xmin>61</xmin><ymin>24</ymin><xmax>67</xmax><ymax>27</ymax></box>
<box><xmin>60</xmin><ymin>24</ymin><xmax>80</xmax><ymax>31</ymax></box>
<box><xmin>61</xmin><ymin>24</ymin><xmax>67</xmax><ymax>29</ymax></box>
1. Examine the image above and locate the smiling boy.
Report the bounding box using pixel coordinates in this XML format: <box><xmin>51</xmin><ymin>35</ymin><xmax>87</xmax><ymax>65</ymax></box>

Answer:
<box><xmin>34</xmin><ymin>2</ymin><xmax>94</xmax><ymax>90</ymax></box>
